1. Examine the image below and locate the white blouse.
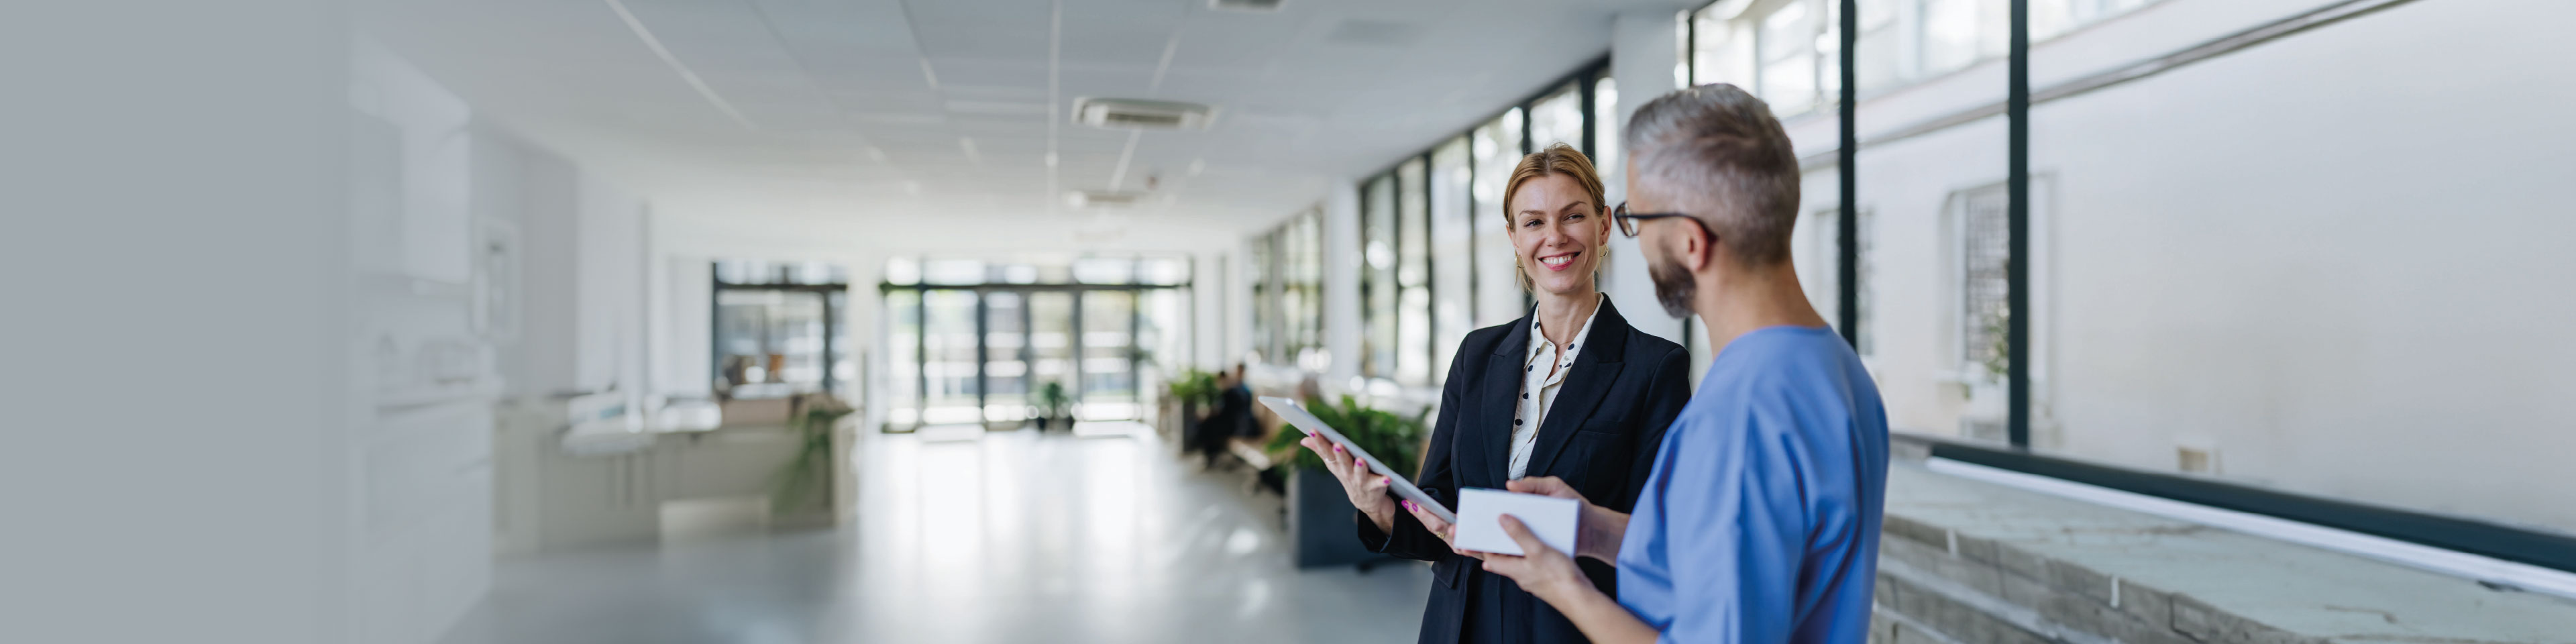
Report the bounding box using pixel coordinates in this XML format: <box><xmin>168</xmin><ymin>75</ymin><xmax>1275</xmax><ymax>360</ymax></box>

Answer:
<box><xmin>1507</xmin><ymin>297</ymin><xmax>1602</xmax><ymax>480</ymax></box>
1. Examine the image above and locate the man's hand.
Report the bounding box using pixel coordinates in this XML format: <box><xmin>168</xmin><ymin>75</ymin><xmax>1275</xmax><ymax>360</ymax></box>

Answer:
<box><xmin>1477</xmin><ymin>515</ymin><xmax>1599</xmax><ymax>606</ymax></box>
<box><xmin>1507</xmin><ymin>476</ymin><xmax>1630</xmax><ymax>562</ymax></box>
<box><xmin>1299</xmin><ymin>436</ymin><xmax>1398</xmax><ymax>533</ymax></box>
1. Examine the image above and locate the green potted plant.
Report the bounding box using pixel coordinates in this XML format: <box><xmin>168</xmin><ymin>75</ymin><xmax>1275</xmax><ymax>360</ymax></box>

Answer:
<box><xmin>1162</xmin><ymin>369</ymin><xmax>1223</xmax><ymax>441</ymax></box>
<box><xmin>769</xmin><ymin>394</ymin><xmax>853</xmax><ymax>519</ymax></box>
<box><xmin>1033</xmin><ymin>380</ymin><xmax>1075</xmax><ymax>432</ymax></box>
<box><xmin>1262</xmin><ymin>395</ymin><xmax>1428</xmax><ymax>568</ymax></box>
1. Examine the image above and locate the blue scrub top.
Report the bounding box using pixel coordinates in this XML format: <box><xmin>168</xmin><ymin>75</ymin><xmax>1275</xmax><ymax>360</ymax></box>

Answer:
<box><xmin>1615</xmin><ymin>326</ymin><xmax>1890</xmax><ymax>643</ymax></box>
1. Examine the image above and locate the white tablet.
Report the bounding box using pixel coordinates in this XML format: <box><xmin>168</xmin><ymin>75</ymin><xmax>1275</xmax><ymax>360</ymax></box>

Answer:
<box><xmin>1260</xmin><ymin>396</ymin><xmax>1456</xmax><ymax>525</ymax></box>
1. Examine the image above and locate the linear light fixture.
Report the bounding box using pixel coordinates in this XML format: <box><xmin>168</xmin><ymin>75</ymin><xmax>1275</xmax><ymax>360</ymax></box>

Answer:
<box><xmin>602</xmin><ymin>0</ymin><xmax>752</xmax><ymax>129</ymax></box>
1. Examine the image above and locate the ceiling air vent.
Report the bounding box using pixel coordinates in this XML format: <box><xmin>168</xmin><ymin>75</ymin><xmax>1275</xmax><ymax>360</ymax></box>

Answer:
<box><xmin>1072</xmin><ymin>98</ymin><xmax>1216</xmax><ymax>131</ymax></box>
<box><xmin>1068</xmin><ymin>190</ymin><xmax>1149</xmax><ymax>209</ymax></box>
<box><xmin>1208</xmin><ymin>0</ymin><xmax>1283</xmax><ymax>12</ymax></box>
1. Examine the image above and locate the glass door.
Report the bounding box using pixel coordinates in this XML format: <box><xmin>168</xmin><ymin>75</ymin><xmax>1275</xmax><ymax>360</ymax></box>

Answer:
<box><xmin>920</xmin><ymin>289</ymin><xmax>981</xmax><ymax>427</ymax></box>
<box><xmin>1028</xmin><ymin>291</ymin><xmax>1076</xmax><ymax>425</ymax></box>
<box><xmin>981</xmin><ymin>290</ymin><xmax>1028</xmax><ymax>427</ymax></box>
<box><xmin>880</xmin><ymin>283</ymin><xmax>1186</xmax><ymax>431</ymax></box>
<box><xmin>885</xmin><ymin>290</ymin><xmax>922</xmax><ymax>427</ymax></box>
<box><xmin>1079</xmin><ymin>290</ymin><xmax>1136</xmax><ymax>421</ymax></box>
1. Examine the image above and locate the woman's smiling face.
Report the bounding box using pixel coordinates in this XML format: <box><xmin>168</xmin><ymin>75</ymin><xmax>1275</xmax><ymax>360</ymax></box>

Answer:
<box><xmin>1509</xmin><ymin>172</ymin><xmax>1608</xmax><ymax>297</ymax></box>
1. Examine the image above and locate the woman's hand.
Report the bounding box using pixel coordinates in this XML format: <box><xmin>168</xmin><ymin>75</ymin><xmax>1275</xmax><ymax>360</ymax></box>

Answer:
<box><xmin>1508</xmin><ymin>476</ymin><xmax>1630</xmax><ymax>562</ymax></box>
<box><xmin>1479</xmin><ymin>515</ymin><xmax>1599</xmax><ymax>606</ymax></box>
<box><xmin>1299</xmin><ymin>435</ymin><xmax>1399</xmax><ymax>533</ymax></box>
<box><xmin>1401</xmin><ymin>497</ymin><xmax>1463</xmax><ymax>548</ymax></box>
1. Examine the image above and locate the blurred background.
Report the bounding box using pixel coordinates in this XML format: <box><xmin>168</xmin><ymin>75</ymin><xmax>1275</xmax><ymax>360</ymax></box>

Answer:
<box><xmin>7</xmin><ymin>0</ymin><xmax>2573</xmax><ymax>643</ymax></box>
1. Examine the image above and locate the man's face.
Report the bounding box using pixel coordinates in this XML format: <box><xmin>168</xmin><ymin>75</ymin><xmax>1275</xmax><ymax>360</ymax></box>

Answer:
<box><xmin>1627</xmin><ymin>159</ymin><xmax>1700</xmax><ymax>319</ymax></box>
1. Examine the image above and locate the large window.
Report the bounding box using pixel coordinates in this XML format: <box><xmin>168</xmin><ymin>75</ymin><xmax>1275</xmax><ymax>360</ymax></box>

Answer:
<box><xmin>1953</xmin><ymin>183</ymin><xmax>2010</xmax><ymax>385</ymax></box>
<box><xmin>1252</xmin><ymin>209</ymin><xmax>1325</xmax><ymax>370</ymax></box>
<box><xmin>1473</xmin><ymin>109</ymin><xmax>1526</xmax><ymax>327</ymax></box>
<box><xmin>1688</xmin><ymin>0</ymin><xmax>2164</xmax><ymax>115</ymax></box>
<box><xmin>712</xmin><ymin>260</ymin><xmax>850</xmax><ymax>400</ymax></box>
<box><xmin>1756</xmin><ymin>1</ymin><xmax>1823</xmax><ymax>114</ymax></box>
<box><xmin>878</xmin><ymin>256</ymin><xmax>1191</xmax><ymax>431</ymax></box>
<box><xmin>1429</xmin><ymin>137</ymin><xmax>1474</xmax><ymax>380</ymax></box>
<box><xmin>1592</xmin><ymin>72</ymin><xmax>1622</xmax><ymax>203</ymax></box>
<box><xmin>1362</xmin><ymin>178</ymin><xmax>1397</xmax><ymax>377</ymax></box>
<box><xmin>1529</xmin><ymin>85</ymin><xmax>1585</xmax><ymax>152</ymax></box>
<box><xmin>1395</xmin><ymin>158</ymin><xmax>1432</xmax><ymax>386</ymax></box>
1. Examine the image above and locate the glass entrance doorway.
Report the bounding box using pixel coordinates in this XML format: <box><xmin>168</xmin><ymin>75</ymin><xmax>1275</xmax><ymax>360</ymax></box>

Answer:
<box><xmin>882</xmin><ymin>260</ymin><xmax>1191</xmax><ymax>432</ymax></box>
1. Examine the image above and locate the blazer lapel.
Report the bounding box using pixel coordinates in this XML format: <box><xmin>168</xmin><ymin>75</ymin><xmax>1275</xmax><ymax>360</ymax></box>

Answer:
<box><xmin>1524</xmin><ymin>300</ymin><xmax>1632</xmax><ymax>477</ymax></box>
<box><xmin>1477</xmin><ymin>313</ymin><xmax>1534</xmax><ymax>488</ymax></box>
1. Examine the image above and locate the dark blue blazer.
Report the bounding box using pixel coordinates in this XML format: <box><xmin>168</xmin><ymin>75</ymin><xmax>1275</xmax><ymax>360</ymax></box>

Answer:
<box><xmin>1358</xmin><ymin>299</ymin><xmax>1693</xmax><ymax>644</ymax></box>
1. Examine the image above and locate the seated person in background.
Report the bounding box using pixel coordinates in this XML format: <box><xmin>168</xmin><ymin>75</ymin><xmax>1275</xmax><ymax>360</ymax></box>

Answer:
<box><xmin>1194</xmin><ymin>363</ymin><xmax>1252</xmax><ymax>468</ymax></box>
<box><xmin>1474</xmin><ymin>84</ymin><xmax>1892</xmax><ymax>643</ymax></box>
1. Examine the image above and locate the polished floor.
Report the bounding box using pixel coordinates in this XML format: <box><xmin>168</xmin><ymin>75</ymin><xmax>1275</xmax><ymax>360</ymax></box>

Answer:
<box><xmin>441</xmin><ymin>426</ymin><xmax>1432</xmax><ymax>644</ymax></box>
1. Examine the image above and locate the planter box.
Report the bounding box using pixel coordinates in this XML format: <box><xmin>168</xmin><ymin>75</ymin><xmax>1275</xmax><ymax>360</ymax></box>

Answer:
<box><xmin>1287</xmin><ymin>466</ymin><xmax>1393</xmax><ymax>569</ymax></box>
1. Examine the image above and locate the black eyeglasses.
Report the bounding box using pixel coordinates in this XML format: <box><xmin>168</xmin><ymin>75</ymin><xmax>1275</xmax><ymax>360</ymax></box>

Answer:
<box><xmin>1611</xmin><ymin>201</ymin><xmax>1697</xmax><ymax>237</ymax></box>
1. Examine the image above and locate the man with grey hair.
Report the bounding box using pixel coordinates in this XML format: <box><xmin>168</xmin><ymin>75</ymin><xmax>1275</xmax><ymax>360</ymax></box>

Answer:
<box><xmin>1474</xmin><ymin>84</ymin><xmax>1891</xmax><ymax>643</ymax></box>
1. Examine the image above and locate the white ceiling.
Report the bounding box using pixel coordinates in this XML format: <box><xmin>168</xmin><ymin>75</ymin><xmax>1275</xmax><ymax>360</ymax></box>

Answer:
<box><xmin>360</xmin><ymin>0</ymin><xmax>1684</xmax><ymax>250</ymax></box>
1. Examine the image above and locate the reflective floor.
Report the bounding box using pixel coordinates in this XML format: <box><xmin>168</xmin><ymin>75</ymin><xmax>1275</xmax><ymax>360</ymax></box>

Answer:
<box><xmin>442</xmin><ymin>427</ymin><xmax>1432</xmax><ymax>644</ymax></box>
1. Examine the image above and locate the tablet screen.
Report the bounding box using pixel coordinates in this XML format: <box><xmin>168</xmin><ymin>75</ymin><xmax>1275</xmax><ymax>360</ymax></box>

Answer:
<box><xmin>1259</xmin><ymin>396</ymin><xmax>1456</xmax><ymax>525</ymax></box>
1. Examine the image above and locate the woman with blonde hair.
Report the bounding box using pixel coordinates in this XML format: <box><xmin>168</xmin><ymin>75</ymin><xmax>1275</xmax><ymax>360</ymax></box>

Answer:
<box><xmin>1299</xmin><ymin>143</ymin><xmax>1692</xmax><ymax>644</ymax></box>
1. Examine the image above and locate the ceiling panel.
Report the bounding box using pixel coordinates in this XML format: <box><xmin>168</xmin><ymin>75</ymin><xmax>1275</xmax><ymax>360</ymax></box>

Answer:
<box><xmin>362</xmin><ymin>0</ymin><xmax>1646</xmax><ymax>236</ymax></box>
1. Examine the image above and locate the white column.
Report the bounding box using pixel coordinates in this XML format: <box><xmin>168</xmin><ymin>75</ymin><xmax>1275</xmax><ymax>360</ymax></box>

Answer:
<box><xmin>1193</xmin><ymin>251</ymin><xmax>1227</xmax><ymax>371</ymax></box>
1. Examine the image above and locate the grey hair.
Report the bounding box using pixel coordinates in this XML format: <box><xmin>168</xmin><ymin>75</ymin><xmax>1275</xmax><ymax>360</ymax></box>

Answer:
<box><xmin>1621</xmin><ymin>84</ymin><xmax>1802</xmax><ymax>266</ymax></box>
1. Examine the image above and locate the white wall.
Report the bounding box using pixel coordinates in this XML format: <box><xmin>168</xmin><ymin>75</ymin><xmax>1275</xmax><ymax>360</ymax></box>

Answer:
<box><xmin>349</xmin><ymin>42</ymin><xmax>497</xmax><ymax>644</ymax></box>
<box><xmin>574</xmin><ymin>177</ymin><xmax>647</xmax><ymax>398</ymax></box>
<box><xmin>1756</xmin><ymin>0</ymin><xmax>2576</xmax><ymax>533</ymax></box>
<box><xmin>3</xmin><ymin>3</ymin><xmax>357</xmax><ymax>643</ymax></box>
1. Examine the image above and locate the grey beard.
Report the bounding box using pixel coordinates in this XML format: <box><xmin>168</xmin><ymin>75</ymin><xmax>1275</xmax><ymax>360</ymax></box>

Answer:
<box><xmin>1649</xmin><ymin>254</ymin><xmax>1696</xmax><ymax>319</ymax></box>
